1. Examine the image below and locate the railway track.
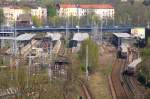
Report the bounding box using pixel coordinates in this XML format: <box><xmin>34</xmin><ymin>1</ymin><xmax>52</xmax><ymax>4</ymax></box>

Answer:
<box><xmin>121</xmin><ymin>51</ymin><xmax>148</xmax><ymax>99</ymax></box>
<box><xmin>111</xmin><ymin>57</ymin><xmax>147</xmax><ymax>99</ymax></box>
<box><xmin>111</xmin><ymin>58</ymin><xmax>136</xmax><ymax>99</ymax></box>
<box><xmin>78</xmin><ymin>80</ymin><xmax>93</xmax><ymax>99</ymax></box>
<box><xmin>55</xmin><ymin>41</ymin><xmax>92</xmax><ymax>99</ymax></box>
<box><xmin>121</xmin><ymin>59</ymin><xmax>135</xmax><ymax>99</ymax></box>
<box><xmin>111</xmin><ymin>59</ymin><xmax>128</xmax><ymax>99</ymax></box>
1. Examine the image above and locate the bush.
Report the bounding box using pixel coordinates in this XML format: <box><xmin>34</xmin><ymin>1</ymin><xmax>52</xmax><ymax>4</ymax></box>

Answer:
<box><xmin>78</xmin><ymin>38</ymin><xmax>99</xmax><ymax>73</ymax></box>
<box><xmin>137</xmin><ymin>72</ymin><xmax>146</xmax><ymax>85</ymax></box>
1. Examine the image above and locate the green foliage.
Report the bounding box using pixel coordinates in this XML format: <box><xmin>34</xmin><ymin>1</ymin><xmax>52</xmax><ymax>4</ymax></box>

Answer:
<box><xmin>79</xmin><ymin>12</ymin><xmax>101</xmax><ymax>26</ymax></box>
<box><xmin>47</xmin><ymin>4</ymin><xmax>57</xmax><ymax>17</ymax></box>
<box><xmin>0</xmin><ymin>56</ymin><xmax>81</xmax><ymax>98</ymax></box>
<box><xmin>78</xmin><ymin>38</ymin><xmax>99</xmax><ymax>72</ymax></box>
<box><xmin>138</xmin><ymin>59</ymin><xmax>150</xmax><ymax>87</ymax></box>
<box><xmin>0</xmin><ymin>8</ymin><xmax>4</xmax><ymax>24</ymax></box>
<box><xmin>0</xmin><ymin>59</ymin><xmax>3</xmax><ymax>66</ymax></box>
<box><xmin>141</xmin><ymin>48</ymin><xmax>150</xmax><ymax>58</ymax></box>
<box><xmin>115</xmin><ymin>2</ymin><xmax>150</xmax><ymax>26</ymax></box>
<box><xmin>138</xmin><ymin>47</ymin><xmax>150</xmax><ymax>87</ymax></box>
<box><xmin>48</xmin><ymin>16</ymin><xmax>63</xmax><ymax>27</ymax></box>
<box><xmin>32</xmin><ymin>16</ymin><xmax>43</xmax><ymax>27</ymax></box>
<box><xmin>36</xmin><ymin>0</ymin><xmax>54</xmax><ymax>6</ymax></box>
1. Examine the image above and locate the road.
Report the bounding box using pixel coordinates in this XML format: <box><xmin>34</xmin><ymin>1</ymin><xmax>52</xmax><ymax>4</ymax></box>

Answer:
<box><xmin>0</xmin><ymin>26</ymin><xmax>133</xmax><ymax>33</ymax></box>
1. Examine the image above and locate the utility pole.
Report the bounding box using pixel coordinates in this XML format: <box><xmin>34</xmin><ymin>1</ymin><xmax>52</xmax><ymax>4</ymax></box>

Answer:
<box><xmin>66</xmin><ymin>16</ymin><xmax>69</xmax><ymax>41</ymax></box>
<box><xmin>100</xmin><ymin>20</ymin><xmax>103</xmax><ymax>45</ymax></box>
<box><xmin>77</xmin><ymin>4</ymin><xmax>79</xmax><ymax>33</ymax></box>
<box><xmin>86</xmin><ymin>45</ymin><xmax>89</xmax><ymax>80</ymax></box>
<box><xmin>12</xmin><ymin>20</ymin><xmax>17</xmax><ymax>56</ymax></box>
<box><xmin>92</xmin><ymin>21</ymin><xmax>98</xmax><ymax>44</ymax></box>
<box><xmin>27</xmin><ymin>54</ymin><xmax>32</xmax><ymax>88</ymax></box>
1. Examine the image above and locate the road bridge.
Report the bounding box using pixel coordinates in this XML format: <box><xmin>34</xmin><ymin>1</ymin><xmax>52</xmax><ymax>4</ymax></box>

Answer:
<box><xmin>0</xmin><ymin>26</ymin><xmax>132</xmax><ymax>34</ymax></box>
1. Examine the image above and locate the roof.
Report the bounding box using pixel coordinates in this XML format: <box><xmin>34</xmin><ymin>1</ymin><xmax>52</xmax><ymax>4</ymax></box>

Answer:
<box><xmin>128</xmin><ymin>58</ymin><xmax>142</xmax><ymax>68</ymax></box>
<box><xmin>59</xmin><ymin>4</ymin><xmax>114</xmax><ymax>9</ymax></box>
<box><xmin>46</xmin><ymin>33</ymin><xmax>62</xmax><ymax>41</ymax></box>
<box><xmin>80</xmin><ymin>4</ymin><xmax>113</xmax><ymax>9</ymax></box>
<box><xmin>0</xmin><ymin>33</ymin><xmax>35</xmax><ymax>40</ymax></box>
<box><xmin>16</xmin><ymin>33</ymin><xmax>36</xmax><ymax>41</ymax></box>
<box><xmin>113</xmin><ymin>33</ymin><xmax>132</xmax><ymax>38</ymax></box>
<box><xmin>73</xmin><ymin>33</ymin><xmax>89</xmax><ymax>41</ymax></box>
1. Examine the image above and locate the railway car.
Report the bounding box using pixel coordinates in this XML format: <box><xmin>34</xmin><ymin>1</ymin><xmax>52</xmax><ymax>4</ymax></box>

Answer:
<box><xmin>112</xmin><ymin>33</ymin><xmax>133</xmax><ymax>47</ymax></box>
<box><xmin>68</xmin><ymin>40</ymin><xmax>78</xmax><ymax>48</ymax></box>
<box><xmin>127</xmin><ymin>58</ymin><xmax>142</xmax><ymax>74</ymax></box>
<box><xmin>117</xmin><ymin>43</ymin><xmax>129</xmax><ymax>58</ymax></box>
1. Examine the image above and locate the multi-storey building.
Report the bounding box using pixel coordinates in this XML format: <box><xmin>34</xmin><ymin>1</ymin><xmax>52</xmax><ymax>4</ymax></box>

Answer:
<box><xmin>58</xmin><ymin>4</ymin><xmax>86</xmax><ymax>17</ymax></box>
<box><xmin>3</xmin><ymin>6</ymin><xmax>24</xmax><ymax>26</ymax></box>
<box><xmin>58</xmin><ymin>4</ymin><xmax>115</xmax><ymax>20</ymax></box>
<box><xmin>3</xmin><ymin>6</ymin><xmax>47</xmax><ymax>26</ymax></box>
<box><xmin>31</xmin><ymin>7</ymin><xmax>47</xmax><ymax>20</ymax></box>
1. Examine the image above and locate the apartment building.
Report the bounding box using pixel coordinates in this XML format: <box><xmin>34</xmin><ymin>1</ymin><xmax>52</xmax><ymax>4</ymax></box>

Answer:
<box><xmin>58</xmin><ymin>4</ymin><xmax>115</xmax><ymax>20</ymax></box>
<box><xmin>3</xmin><ymin>6</ymin><xmax>47</xmax><ymax>26</ymax></box>
<box><xmin>3</xmin><ymin>6</ymin><xmax>24</xmax><ymax>26</ymax></box>
<box><xmin>31</xmin><ymin>7</ymin><xmax>47</xmax><ymax>20</ymax></box>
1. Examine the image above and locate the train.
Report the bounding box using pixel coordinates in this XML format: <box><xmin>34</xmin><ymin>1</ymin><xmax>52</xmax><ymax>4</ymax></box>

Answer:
<box><xmin>117</xmin><ymin>43</ymin><xmax>129</xmax><ymax>58</ymax></box>
<box><xmin>126</xmin><ymin>58</ymin><xmax>142</xmax><ymax>74</ymax></box>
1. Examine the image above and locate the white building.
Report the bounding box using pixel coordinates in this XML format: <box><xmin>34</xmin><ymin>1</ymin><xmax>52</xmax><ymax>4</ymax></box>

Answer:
<box><xmin>58</xmin><ymin>4</ymin><xmax>86</xmax><ymax>17</ymax></box>
<box><xmin>31</xmin><ymin>7</ymin><xmax>47</xmax><ymax>20</ymax></box>
<box><xmin>3</xmin><ymin>6</ymin><xmax>24</xmax><ymax>26</ymax></box>
<box><xmin>58</xmin><ymin>4</ymin><xmax>115</xmax><ymax>20</ymax></box>
<box><xmin>3</xmin><ymin>6</ymin><xmax>47</xmax><ymax>26</ymax></box>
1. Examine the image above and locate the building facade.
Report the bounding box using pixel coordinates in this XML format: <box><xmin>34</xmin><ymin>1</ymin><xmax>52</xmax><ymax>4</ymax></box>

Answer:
<box><xmin>31</xmin><ymin>7</ymin><xmax>47</xmax><ymax>20</ymax></box>
<box><xmin>3</xmin><ymin>6</ymin><xmax>24</xmax><ymax>26</ymax></box>
<box><xmin>3</xmin><ymin>6</ymin><xmax>47</xmax><ymax>26</ymax></box>
<box><xmin>58</xmin><ymin>4</ymin><xmax>115</xmax><ymax>20</ymax></box>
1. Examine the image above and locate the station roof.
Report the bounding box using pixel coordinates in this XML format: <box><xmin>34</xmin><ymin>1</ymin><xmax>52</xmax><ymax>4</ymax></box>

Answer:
<box><xmin>73</xmin><ymin>33</ymin><xmax>89</xmax><ymax>42</ymax></box>
<box><xmin>46</xmin><ymin>33</ymin><xmax>62</xmax><ymax>41</ymax></box>
<box><xmin>16</xmin><ymin>33</ymin><xmax>36</xmax><ymax>41</ymax></box>
<box><xmin>113</xmin><ymin>33</ymin><xmax>132</xmax><ymax>38</ymax></box>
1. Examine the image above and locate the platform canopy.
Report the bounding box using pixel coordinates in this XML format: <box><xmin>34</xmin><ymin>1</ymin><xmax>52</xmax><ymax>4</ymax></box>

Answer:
<box><xmin>16</xmin><ymin>33</ymin><xmax>36</xmax><ymax>41</ymax></box>
<box><xmin>46</xmin><ymin>33</ymin><xmax>62</xmax><ymax>41</ymax></box>
<box><xmin>73</xmin><ymin>33</ymin><xmax>89</xmax><ymax>42</ymax></box>
<box><xmin>113</xmin><ymin>33</ymin><xmax>132</xmax><ymax>38</ymax></box>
